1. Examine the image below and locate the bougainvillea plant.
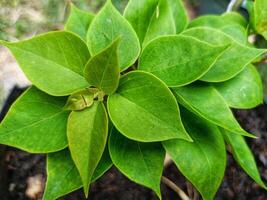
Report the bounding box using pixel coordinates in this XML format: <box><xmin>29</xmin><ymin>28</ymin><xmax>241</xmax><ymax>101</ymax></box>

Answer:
<box><xmin>0</xmin><ymin>0</ymin><xmax>267</xmax><ymax>199</ymax></box>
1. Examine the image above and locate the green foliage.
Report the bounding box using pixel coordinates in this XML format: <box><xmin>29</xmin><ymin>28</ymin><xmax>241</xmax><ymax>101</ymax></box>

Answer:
<box><xmin>0</xmin><ymin>1</ymin><xmax>266</xmax><ymax>199</ymax></box>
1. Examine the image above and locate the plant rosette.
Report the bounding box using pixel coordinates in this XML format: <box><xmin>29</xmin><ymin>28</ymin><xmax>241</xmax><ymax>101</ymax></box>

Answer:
<box><xmin>0</xmin><ymin>0</ymin><xmax>267</xmax><ymax>200</ymax></box>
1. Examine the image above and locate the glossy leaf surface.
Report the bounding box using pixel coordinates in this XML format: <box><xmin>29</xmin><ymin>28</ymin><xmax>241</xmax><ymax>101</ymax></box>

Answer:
<box><xmin>214</xmin><ymin>65</ymin><xmax>263</xmax><ymax>109</ymax></box>
<box><xmin>0</xmin><ymin>31</ymin><xmax>90</xmax><ymax>96</ymax></box>
<box><xmin>139</xmin><ymin>35</ymin><xmax>227</xmax><ymax>86</ymax></box>
<box><xmin>108</xmin><ymin>71</ymin><xmax>191</xmax><ymax>142</ymax></box>
<box><xmin>0</xmin><ymin>87</ymin><xmax>69</xmax><ymax>153</ymax></box>
<box><xmin>172</xmin><ymin>84</ymin><xmax>255</xmax><ymax>137</ymax></box>
<box><xmin>87</xmin><ymin>0</ymin><xmax>140</xmax><ymax>71</ymax></box>
<box><xmin>163</xmin><ymin>109</ymin><xmax>226</xmax><ymax>200</ymax></box>
<box><xmin>84</xmin><ymin>38</ymin><xmax>120</xmax><ymax>94</ymax></box>
<box><xmin>67</xmin><ymin>102</ymin><xmax>108</xmax><ymax>196</ymax></box>
<box><xmin>109</xmin><ymin>128</ymin><xmax>165</xmax><ymax>198</ymax></box>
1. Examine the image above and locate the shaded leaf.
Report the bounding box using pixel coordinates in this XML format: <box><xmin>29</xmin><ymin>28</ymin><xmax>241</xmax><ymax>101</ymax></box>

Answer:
<box><xmin>172</xmin><ymin>83</ymin><xmax>255</xmax><ymax>137</ymax></box>
<box><xmin>84</xmin><ymin>38</ymin><xmax>121</xmax><ymax>94</ymax></box>
<box><xmin>254</xmin><ymin>0</ymin><xmax>267</xmax><ymax>39</ymax></box>
<box><xmin>221</xmin><ymin>12</ymin><xmax>247</xmax><ymax>28</ymax></box>
<box><xmin>163</xmin><ymin>108</ymin><xmax>226</xmax><ymax>200</ymax></box>
<box><xmin>65</xmin><ymin>4</ymin><xmax>94</xmax><ymax>41</ymax></box>
<box><xmin>214</xmin><ymin>64</ymin><xmax>263</xmax><ymax>109</ymax></box>
<box><xmin>87</xmin><ymin>0</ymin><xmax>140</xmax><ymax>71</ymax></box>
<box><xmin>222</xmin><ymin>129</ymin><xmax>267</xmax><ymax>189</ymax></box>
<box><xmin>139</xmin><ymin>35</ymin><xmax>228</xmax><ymax>86</ymax></box>
<box><xmin>67</xmin><ymin>102</ymin><xmax>108</xmax><ymax>196</ymax></box>
<box><xmin>182</xmin><ymin>27</ymin><xmax>267</xmax><ymax>82</ymax></box>
<box><xmin>0</xmin><ymin>87</ymin><xmax>68</xmax><ymax>153</ymax></box>
<box><xmin>109</xmin><ymin>127</ymin><xmax>165</xmax><ymax>199</ymax></box>
<box><xmin>108</xmin><ymin>71</ymin><xmax>191</xmax><ymax>142</ymax></box>
<box><xmin>43</xmin><ymin>147</ymin><xmax>112</xmax><ymax>200</ymax></box>
<box><xmin>0</xmin><ymin>31</ymin><xmax>90</xmax><ymax>96</ymax></box>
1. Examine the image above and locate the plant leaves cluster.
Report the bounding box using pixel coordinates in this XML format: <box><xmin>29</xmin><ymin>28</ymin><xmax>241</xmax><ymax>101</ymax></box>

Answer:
<box><xmin>0</xmin><ymin>1</ymin><xmax>267</xmax><ymax>200</ymax></box>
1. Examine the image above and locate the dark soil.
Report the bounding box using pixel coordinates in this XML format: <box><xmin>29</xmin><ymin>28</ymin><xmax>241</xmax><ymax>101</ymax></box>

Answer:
<box><xmin>1</xmin><ymin>87</ymin><xmax>267</xmax><ymax>200</ymax></box>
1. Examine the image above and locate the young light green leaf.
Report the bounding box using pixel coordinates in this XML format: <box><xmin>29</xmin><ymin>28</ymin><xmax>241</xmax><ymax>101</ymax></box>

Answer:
<box><xmin>109</xmin><ymin>127</ymin><xmax>165</xmax><ymax>199</ymax></box>
<box><xmin>84</xmin><ymin>38</ymin><xmax>121</xmax><ymax>94</ymax></box>
<box><xmin>214</xmin><ymin>65</ymin><xmax>263</xmax><ymax>109</ymax></box>
<box><xmin>87</xmin><ymin>0</ymin><xmax>140</xmax><ymax>71</ymax></box>
<box><xmin>0</xmin><ymin>87</ymin><xmax>69</xmax><ymax>153</ymax></box>
<box><xmin>254</xmin><ymin>0</ymin><xmax>267</xmax><ymax>39</ymax></box>
<box><xmin>188</xmin><ymin>15</ymin><xmax>248</xmax><ymax>44</ymax></box>
<box><xmin>123</xmin><ymin>0</ymin><xmax>159</xmax><ymax>44</ymax></box>
<box><xmin>65</xmin><ymin>4</ymin><xmax>94</xmax><ymax>41</ymax></box>
<box><xmin>163</xmin><ymin>108</ymin><xmax>226</xmax><ymax>200</ymax></box>
<box><xmin>139</xmin><ymin>35</ymin><xmax>228</xmax><ymax>86</ymax></box>
<box><xmin>222</xmin><ymin>129</ymin><xmax>267</xmax><ymax>190</ymax></box>
<box><xmin>167</xmin><ymin>0</ymin><xmax>189</xmax><ymax>33</ymax></box>
<box><xmin>142</xmin><ymin>0</ymin><xmax>176</xmax><ymax>46</ymax></box>
<box><xmin>182</xmin><ymin>27</ymin><xmax>267</xmax><ymax>82</ymax></box>
<box><xmin>43</xmin><ymin>147</ymin><xmax>112</xmax><ymax>200</ymax></box>
<box><xmin>67</xmin><ymin>102</ymin><xmax>108</xmax><ymax>196</ymax></box>
<box><xmin>222</xmin><ymin>12</ymin><xmax>247</xmax><ymax>28</ymax></box>
<box><xmin>0</xmin><ymin>32</ymin><xmax>90</xmax><ymax>96</ymax></box>
<box><xmin>172</xmin><ymin>83</ymin><xmax>256</xmax><ymax>138</ymax></box>
<box><xmin>108</xmin><ymin>71</ymin><xmax>191</xmax><ymax>142</ymax></box>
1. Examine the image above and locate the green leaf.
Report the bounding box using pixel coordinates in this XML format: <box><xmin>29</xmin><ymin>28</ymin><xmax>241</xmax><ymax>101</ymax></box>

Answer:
<box><xmin>188</xmin><ymin>15</ymin><xmax>248</xmax><ymax>44</ymax></box>
<box><xmin>84</xmin><ymin>38</ymin><xmax>121</xmax><ymax>94</ymax></box>
<box><xmin>87</xmin><ymin>0</ymin><xmax>140</xmax><ymax>71</ymax></box>
<box><xmin>142</xmin><ymin>0</ymin><xmax>176</xmax><ymax>46</ymax></box>
<box><xmin>222</xmin><ymin>129</ymin><xmax>267</xmax><ymax>190</ymax></box>
<box><xmin>0</xmin><ymin>87</ymin><xmax>69</xmax><ymax>153</ymax></box>
<box><xmin>107</xmin><ymin>71</ymin><xmax>191</xmax><ymax>142</ymax></box>
<box><xmin>172</xmin><ymin>83</ymin><xmax>256</xmax><ymax>138</ymax></box>
<box><xmin>182</xmin><ymin>27</ymin><xmax>267</xmax><ymax>82</ymax></box>
<box><xmin>43</xmin><ymin>147</ymin><xmax>112</xmax><ymax>200</ymax></box>
<box><xmin>221</xmin><ymin>12</ymin><xmax>247</xmax><ymax>28</ymax></box>
<box><xmin>124</xmin><ymin>0</ymin><xmax>159</xmax><ymax>44</ymax></box>
<box><xmin>109</xmin><ymin>127</ymin><xmax>165</xmax><ymax>199</ymax></box>
<box><xmin>167</xmin><ymin>0</ymin><xmax>189</xmax><ymax>33</ymax></box>
<box><xmin>139</xmin><ymin>35</ymin><xmax>228</xmax><ymax>86</ymax></box>
<box><xmin>214</xmin><ymin>64</ymin><xmax>263</xmax><ymax>109</ymax></box>
<box><xmin>65</xmin><ymin>4</ymin><xmax>94</xmax><ymax>41</ymax></box>
<box><xmin>163</xmin><ymin>108</ymin><xmax>226</xmax><ymax>200</ymax></box>
<box><xmin>43</xmin><ymin>149</ymin><xmax>82</xmax><ymax>200</ymax></box>
<box><xmin>67</xmin><ymin>102</ymin><xmax>108</xmax><ymax>196</ymax></box>
<box><xmin>254</xmin><ymin>0</ymin><xmax>267</xmax><ymax>39</ymax></box>
<box><xmin>0</xmin><ymin>31</ymin><xmax>90</xmax><ymax>96</ymax></box>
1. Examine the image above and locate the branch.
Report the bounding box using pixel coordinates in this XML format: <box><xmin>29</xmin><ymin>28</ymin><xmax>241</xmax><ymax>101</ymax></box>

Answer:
<box><xmin>161</xmin><ymin>176</ymin><xmax>191</xmax><ymax>200</ymax></box>
<box><xmin>226</xmin><ymin>0</ymin><xmax>244</xmax><ymax>12</ymax></box>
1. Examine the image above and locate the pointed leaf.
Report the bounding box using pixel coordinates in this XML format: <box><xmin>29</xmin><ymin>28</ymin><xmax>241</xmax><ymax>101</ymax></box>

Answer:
<box><xmin>163</xmin><ymin>109</ymin><xmax>226</xmax><ymax>200</ymax></box>
<box><xmin>139</xmin><ymin>35</ymin><xmax>228</xmax><ymax>86</ymax></box>
<box><xmin>222</xmin><ymin>129</ymin><xmax>267</xmax><ymax>189</ymax></box>
<box><xmin>67</xmin><ymin>102</ymin><xmax>108</xmax><ymax>196</ymax></box>
<box><xmin>84</xmin><ymin>38</ymin><xmax>121</xmax><ymax>94</ymax></box>
<box><xmin>123</xmin><ymin>0</ymin><xmax>159</xmax><ymax>44</ymax></box>
<box><xmin>188</xmin><ymin>15</ymin><xmax>248</xmax><ymax>44</ymax></box>
<box><xmin>109</xmin><ymin>127</ymin><xmax>165</xmax><ymax>199</ymax></box>
<box><xmin>87</xmin><ymin>0</ymin><xmax>140</xmax><ymax>71</ymax></box>
<box><xmin>182</xmin><ymin>27</ymin><xmax>267</xmax><ymax>82</ymax></box>
<box><xmin>214</xmin><ymin>64</ymin><xmax>263</xmax><ymax>109</ymax></box>
<box><xmin>142</xmin><ymin>0</ymin><xmax>176</xmax><ymax>46</ymax></box>
<box><xmin>43</xmin><ymin>147</ymin><xmax>112</xmax><ymax>200</ymax></box>
<box><xmin>167</xmin><ymin>0</ymin><xmax>189</xmax><ymax>33</ymax></box>
<box><xmin>107</xmin><ymin>71</ymin><xmax>191</xmax><ymax>142</ymax></box>
<box><xmin>0</xmin><ymin>87</ymin><xmax>68</xmax><ymax>153</ymax></box>
<box><xmin>172</xmin><ymin>83</ymin><xmax>256</xmax><ymax>137</ymax></box>
<box><xmin>0</xmin><ymin>31</ymin><xmax>90</xmax><ymax>96</ymax></box>
<box><xmin>65</xmin><ymin>4</ymin><xmax>94</xmax><ymax>41</ymax></box>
